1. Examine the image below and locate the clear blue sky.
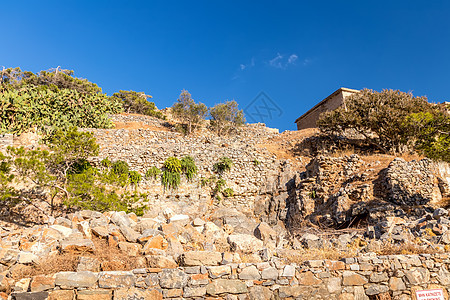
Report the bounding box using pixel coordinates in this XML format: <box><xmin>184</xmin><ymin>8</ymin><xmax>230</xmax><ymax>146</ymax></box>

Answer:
<box><xmin>2</xmin><ymin>1</ymin><xmax>449</xmax><ymax>131</ymax></box>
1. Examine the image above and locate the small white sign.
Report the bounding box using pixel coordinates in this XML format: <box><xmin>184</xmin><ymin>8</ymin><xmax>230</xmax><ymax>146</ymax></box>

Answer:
<box><xmin>415</xmin><ymin>289</ymin><xmax>445</xmax><ymax>300</ymax></box>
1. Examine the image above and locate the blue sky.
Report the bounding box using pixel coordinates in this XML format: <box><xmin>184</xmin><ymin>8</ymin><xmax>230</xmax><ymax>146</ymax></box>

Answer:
<box><xmin>2</xmin><ymin>1</ymin><xmax>449</xmax><ymax>131</ymax></box>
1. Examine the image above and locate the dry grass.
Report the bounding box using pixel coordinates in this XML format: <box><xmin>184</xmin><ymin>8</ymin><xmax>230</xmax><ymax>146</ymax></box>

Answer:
<box><xmin>373</xmin><ymin>240</ymin><xmax>440</xmax><ymax>256</ymax></box>
<box><xmin>276</xmin><ymin>246</ymin><xmax>359</xmax><ymax>264</ymax></box>
<box><xmin>113</xmin><ymin>121</ymin><xmax>170</xmax><ymax>132</ymax></box>
<box><xmin>274</xmin><ymin>235</ymin><xmax>441</xmax><ymax>265</ymax></box>
<box><xmin>10</xmin><ymin>237</ymin><xmax>146</xmax><ymax>280</ymax></box>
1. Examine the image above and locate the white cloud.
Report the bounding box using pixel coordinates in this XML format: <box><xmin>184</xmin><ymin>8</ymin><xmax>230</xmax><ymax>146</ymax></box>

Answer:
<box><xmin>239</xmin><ymin>57</ymin><xmax>256</xmax><ymax>71</ymax></box>
<box><xmin>269</xmin><ymin>53</ymin><xmax>284</xmax><ymax>68</ymax></box>
<box><xmin>268</xmin><ymin>53</ymin><xmax>299</xmax><ymax>69</ymax></box>
<box><xmin>288</xmin><ymin>54</ymin><xmax>298</xmax><ymax>64</ymax></box>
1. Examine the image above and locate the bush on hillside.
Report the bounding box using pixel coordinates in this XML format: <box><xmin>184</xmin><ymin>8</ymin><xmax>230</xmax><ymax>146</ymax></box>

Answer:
<box><xmin>0</xmin><ymin>86</ymin><xmax>122</xmax><ymax>134</ymax></box>
<box><xmin>110</xmin><ymin>90</ymin><xmax>165</xmax><ymax>119</ymax></box>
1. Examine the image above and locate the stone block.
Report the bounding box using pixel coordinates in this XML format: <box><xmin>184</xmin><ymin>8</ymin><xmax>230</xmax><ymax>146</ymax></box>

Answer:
<box><xmin>77</xmin><ymin>289</ymin><xmax>112</xmax><ymax>300</ymax></box>
<box><xmin>206</xmin><ymin>279</ymin><xmax>248</xmax><ymax>296</ymax></box>
<box><xmin>181</xmin><ymin>251</ymin><xmax>223</xmax><ymax>266</ymax></box>
<box><xmin>98</xmin><ymin>271</ymin><xmax>135</xmax><ymax>288</ymax></box>
<box><xmin>55</xmin><ymin>271</ymin><xmax>97</xmax><ymax>288</ymax></box>
<box><xmin>159</xmin><ymin>269</ymin><xmax>189</xmax><ymax>289</ymax></box>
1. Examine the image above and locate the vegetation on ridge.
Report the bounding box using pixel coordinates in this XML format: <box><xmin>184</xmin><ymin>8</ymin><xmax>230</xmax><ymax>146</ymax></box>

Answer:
<box><xmin>317</xmin><ymin>89</ymin><xmax>450</xmax><ymax>162</ymax></box>
<box><xmin>0</xmin><ymin>128</ymin><xmax>147</xmax><ymax>215</ymax></box>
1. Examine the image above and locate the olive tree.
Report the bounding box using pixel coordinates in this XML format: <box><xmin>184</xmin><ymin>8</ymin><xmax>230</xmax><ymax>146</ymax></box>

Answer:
<box><xmin>317</xmin><ymin>89</ymin><xmax>433</xmax><ymax>154</ymax></box>
<box><xmin>110</xmin><ymin>90</ymin><xmax>165</xmax><ymax>118</ymax></box>
<box><xmin>172</xmin><ymin>90</ymin><xmax>208</xmax><ymax>134</ymax></box>
<box><xmin>209</xmin><ymin>100</ymin><xmax>245</xmax><ymax>136</ymax></box>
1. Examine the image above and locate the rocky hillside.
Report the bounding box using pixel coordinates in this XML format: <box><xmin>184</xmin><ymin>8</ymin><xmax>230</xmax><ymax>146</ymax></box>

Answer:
<box><xmin>1</xmin><ymin>113</ymin><xmax>450</xmax><ymax>299</ymax></box>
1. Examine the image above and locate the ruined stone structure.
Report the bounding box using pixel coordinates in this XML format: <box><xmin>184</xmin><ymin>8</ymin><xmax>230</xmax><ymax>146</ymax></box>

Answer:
<box><xmin>295</xmin><ymin>87</ymin><xmax>359</xmax><ymax>130</ymax></box>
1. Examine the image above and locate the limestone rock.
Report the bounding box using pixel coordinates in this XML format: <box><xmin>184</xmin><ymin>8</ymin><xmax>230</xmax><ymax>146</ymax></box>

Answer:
<box><xmin>55</xmin><ymin>271</ymin><xmax>97</xmax><ymax>288</ymax></box>
<box><xmin>159</xmin><ymin>269</ymin><xmax>189</xmax><ymax>289</ymax></box>
<box><xmin>342</xmin><ymin>271</ymin><xmax>368</xmax><ymax>286</ymax></box>
<box><xmin>227</xmin><ymin>234</ymin><xmax>264</xmax><ymax>253</ymax></box>
<box><xmin>146</xmin><ymin>255</ymin><xmax>177</xmax><ymax>269</ymax></box>
<box><xmin>77</xmin><ymin>257</ymin><xmax>100</xmax><ymax>272</ymax></box>
<box><xmin>208</xmin><ymin>265</ymin><xmax>231</xmax><ymax>278</ymax></box>
<box><xmin>77</xmin><ymin>289</ymin><xmax>112</xmax><ymax>300</ymax></box>
<box><xmin>30</xmin><ymin>275</ymin><xmax>55</xmax><ymax>292</ymax></box>
<box><xmin>183</xmin><ymin>286</ymin><xmax>207</xmax><ymax>298</ymax></box>
<box><xmin>405</xmin><ymin>267</ymin><xmax>430</xmax><ymax>285</ymax></box>
<box><xmin>60</xmin><ymin>238</ymin><xmax>95</xmax><ymax>253</ymax></box>
<box><xmin>206</xmin><ymin>279</ymin><xmax>248</xmax><ymax>296</ymax></box>
<box><xmin>249</xmin><ymin>286</ymin><xmax>273</xmax><ymax>300</ymax></box>
<box><xmin>239</xmin><ymin>265</ymin><xmax>261</xmax><ymax>280</ymax></box>
<box><xmin>98</xmin><ymin>271</ymin><xmax>135</xmax><ymax>288</ymax></box>
<box><xmin>254</xmin><ymin>222</ymin><xmax>277</xmax><ymax>243</ymax></box>
<box><xmin>261</xmin><ymin>267</ymin><xmax>278</xmax><ymax>280</ymax></box>
<box><xmin>180</xmin><ymin>251</ymin><xmax>222</xmax><ymax>266</ymax></box>
<box><xmin>113</xmin><ymin>287</ymin><xmax>162</xmax><ymax>300</ymax></box>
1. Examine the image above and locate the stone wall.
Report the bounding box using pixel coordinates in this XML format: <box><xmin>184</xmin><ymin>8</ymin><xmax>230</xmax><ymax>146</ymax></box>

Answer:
<box><xmin>384</xmin><ymin>158</ymin><xmax>443</xmax><ymax>206</ymax></box>
<box><xmin>83</xmin><ymin>122</ymin><xmax>281</xmax><ymax>217</ymax></box>
<box><xmin>8</xmin><ymin>252</ymin><xmax>450</xmax><ymax>299</ymax></box>
<box><xmin>0</xmin><ymin>130</ymin><xmax>40</xmax><ymax>152</ymax></box>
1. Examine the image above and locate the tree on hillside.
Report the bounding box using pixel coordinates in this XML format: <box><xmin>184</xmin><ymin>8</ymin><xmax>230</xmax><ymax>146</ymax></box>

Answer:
<box><xmin>317</xmin><ymin>89</ymin><xmax>434</xmax><ymax>154</ymax></box>
<box><xmin>3</xmin><ymin>128</ymin><xmax>148</xmax><ymax>214</ymax></box>
<box><xmin>1</xmin><ymin>67</ymin><xmax>102</xmax><ymax>94</ymax></box>
<box><xmin>209</xmin><ymin>100</ymin><xmax>245</xmax><ymax>136</ymax></box>
<box><xmin>172</xmin><ymin>90</ymin><xmax>208</xmax><ymax>134</ymax></box>
<box><xmin>404</xmin><ymin>108</ymin><xmax>450</xmax><ymax>162</ymax></box>
<box><xmin>110</xmin><ymin>90</ymin><xmax>165</xmax><ymax>119</ymax></box>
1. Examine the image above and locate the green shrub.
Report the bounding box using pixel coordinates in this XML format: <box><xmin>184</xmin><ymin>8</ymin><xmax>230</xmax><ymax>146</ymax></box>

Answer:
<box><xmin>214</xmin><ymin>178</ymin><xmax>227</xmax><ymax>194</ymax></box>
<box><xmin>213</xmin><ymin>157</ymin><xmax>233</xmax><ymax>174</ymax></box>
<box><xmin>222</xmin><ymin>188</ymin><xmax>234</xmax><ymax>197</ymax></box>
<box><xmin>181</xmin><ymin>156</ymin><xmax>197</xmax><ymax>181</ymax></box>
<box><xmin>145</xmin><ymin>166</ymin><xmax>161</xmax><ymax>179</ymax></box>
<box><xmin>253</xmin><ymin>159</ymin><xmax>261</xmax><ymax>166</ymax></box>
<box><xmin>162</xmin><ymin>157</ymin><xmax>182</xmax><ymax>189</ymax></box>
<box><xmin>0</xmin><ymin>86</ymin><xmax>122</xmax><ymax>135</ymax></box>
<box><xmin>66</xmin><ymin>168</ymin><xmax>147</xmax><ymax>215</ymax></box>
<box><xmin>216</xmin><ymin>194</ymin><xmax>222</xmax><ymax>203</ymax></box>
<box><xmin>68</xmin><ymin>158</ymin><xmax>93</xmax><ymax>174</ymax></box>
<box><xmin>112</xmin><ymin>160</ymin><xmax>130</xmax><ymax>175</ymax></box>
<box><xmin>163</xmin><ymin>157</ymin><xmax>182</xmax><ymax>173</ymax></box>
<box><xmin>101</xmin><ymin>158</ymin><xmax>112</xmax><ymax>168</ymax></box>
<box><xmin>128</xmin><ymin>171</ymin><xmax>142</xmax><ymax>185</ymax></box>
<box><xmin>162</xmin><ymin>170</ymin><xmax>181</xmax><ymax>189</ymax></box>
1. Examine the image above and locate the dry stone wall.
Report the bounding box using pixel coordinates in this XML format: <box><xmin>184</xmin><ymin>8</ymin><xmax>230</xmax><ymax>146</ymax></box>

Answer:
<box><xmin>83</xmin><ymin>122</ymin><xmax>280</xmax><ymax>217</ymax></box>
<box><xmin>384</xmin><ymin>158</ymin><xmax>442</xmax><ymax>206</ymax></box>
<box><xmin>7</xmin><ymin>253</ymin><xmax>450</xmax><ymax>299</ymax></box>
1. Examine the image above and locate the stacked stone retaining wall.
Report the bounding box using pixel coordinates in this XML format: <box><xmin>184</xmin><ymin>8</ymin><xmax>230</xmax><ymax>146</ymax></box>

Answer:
<box><xmin>7</xmin><ymin>252</ymin><xmax>450</xmax><ymax>299</ymax></box>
